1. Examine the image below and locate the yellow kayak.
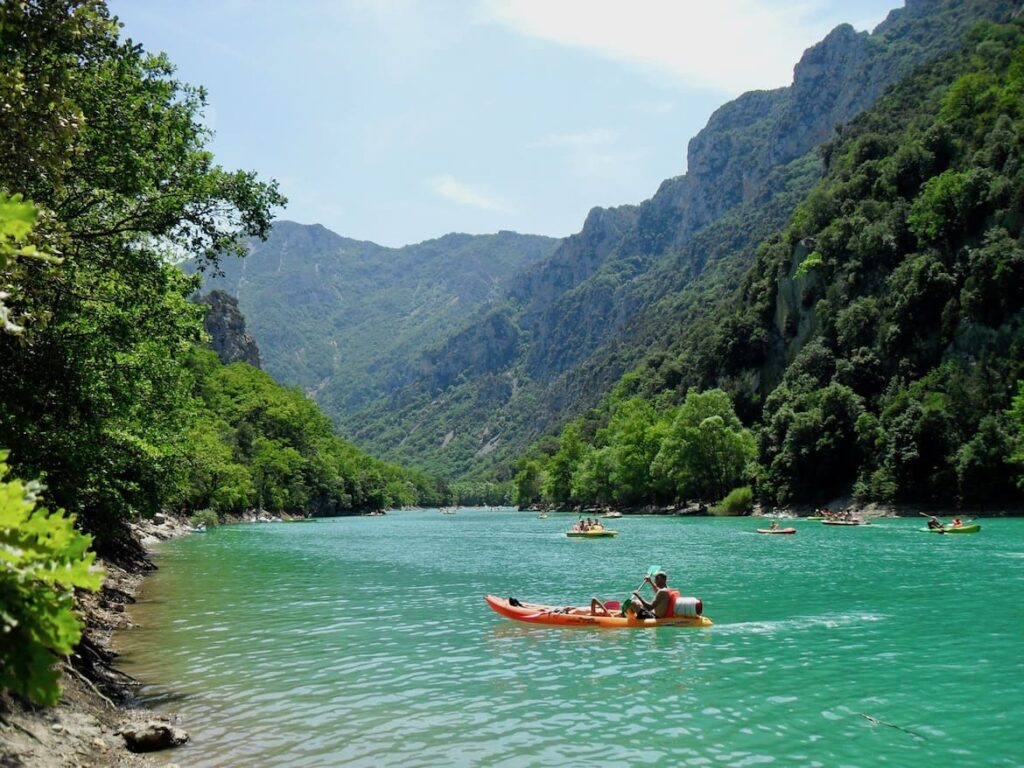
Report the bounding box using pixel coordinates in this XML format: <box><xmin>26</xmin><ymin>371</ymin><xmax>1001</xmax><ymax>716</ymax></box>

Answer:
<box><xmin>566</xmin><ymin>529</ymin><xmax>617</xmax><ymax>538</ymax></box>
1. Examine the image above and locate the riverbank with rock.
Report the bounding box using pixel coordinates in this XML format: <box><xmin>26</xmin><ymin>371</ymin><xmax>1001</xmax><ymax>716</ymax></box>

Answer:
<box><xmin>521</xmin><ymin>499</ymin><xmax>1024</xmax><ymax>518</ymax></box>
<box><xmin>1</xmin><ymin>516</ymin><xmax>194</xmax><ymax>768</ymax></box>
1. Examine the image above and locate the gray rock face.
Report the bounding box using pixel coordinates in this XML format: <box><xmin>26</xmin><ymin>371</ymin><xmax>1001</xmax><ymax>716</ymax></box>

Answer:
<box><xmin>517</xmin><ymin>0</ymin><xmax>1020</xmax><ymax>381</ymax></box>
<box><xmin>418</xmin><ymin>309</ymin><xmax>521</xmax><ymax>391</ymax></box>
<box><xmin>197</xmin><ymin>290</ymin><xmax>262</xmax><ymax>368</ymax></box>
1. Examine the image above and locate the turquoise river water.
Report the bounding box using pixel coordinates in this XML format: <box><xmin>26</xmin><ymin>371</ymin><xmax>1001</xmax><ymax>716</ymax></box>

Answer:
<box><xmin>117</xmin><ymin>510</ymin><xmax>1024</xmax><ymax>767</ymax></box>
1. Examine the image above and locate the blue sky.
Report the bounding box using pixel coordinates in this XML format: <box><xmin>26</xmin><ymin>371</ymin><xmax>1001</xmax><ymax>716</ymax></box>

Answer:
<box><xmin>110</xmin><ymin>1</ymin><xmax>900</xmax><ymax>247</ymax></box>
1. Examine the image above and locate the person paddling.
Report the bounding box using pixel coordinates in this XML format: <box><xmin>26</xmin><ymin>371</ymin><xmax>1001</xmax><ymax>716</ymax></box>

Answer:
<box><xmin>626</xmin><ymin>570</ymin><xmax>674</xmax><ymax>619</ymax></box>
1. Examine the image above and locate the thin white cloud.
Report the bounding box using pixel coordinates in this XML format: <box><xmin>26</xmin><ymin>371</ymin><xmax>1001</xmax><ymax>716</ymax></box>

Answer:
<box><xmin>529</xmin><ymin>128</ymin><xmax>651</xmax><ymax>183</ymax></box>
<box><xmin>428</xmin><ymin>175</ymin><xmax>507</xmax><ymax>211</ymax></box>
<box><xmin>530</xmin><ymin>129</ymin><xmax>618</xmax><ymax>148</ymax></box>
<box><xmin>632</xmin><ymin>99</ymin><xmax>678</xmax><ymax>115</ymax></box>
<box><xmin>479</xmin><ymin>0</ymin><xmax>853</xmax><ymax>94</ymax></box>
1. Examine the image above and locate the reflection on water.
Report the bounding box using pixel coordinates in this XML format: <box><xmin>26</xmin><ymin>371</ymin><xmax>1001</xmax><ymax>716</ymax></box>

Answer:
<box><xmin>118</xmin><ymin>511</ymin><xmax>1024</xmax><ymax>767</ymax></box>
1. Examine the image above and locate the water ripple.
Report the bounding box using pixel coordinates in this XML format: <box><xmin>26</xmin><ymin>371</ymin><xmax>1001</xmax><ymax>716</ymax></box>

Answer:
<box><xmin>118</xmin><ymin>511</ymin><xmax>1024</xmax><ymax>767</ymax></box>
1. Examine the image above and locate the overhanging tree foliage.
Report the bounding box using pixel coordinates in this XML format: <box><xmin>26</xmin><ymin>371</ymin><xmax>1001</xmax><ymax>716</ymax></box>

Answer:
<box><xmin>0</xmin><ymin>0</ymin><xmax>284</xmax><ymax>549</ymax></box>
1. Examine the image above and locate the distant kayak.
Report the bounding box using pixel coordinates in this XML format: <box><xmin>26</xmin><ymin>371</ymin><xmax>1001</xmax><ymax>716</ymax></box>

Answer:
<box><xmin>919</xmin><ymin>524</ymin><xmax>981</xmax><ymax>534</ymax></box>
<box><xmin>566</xmin><ymin>529</ymin><xmax>617</xmax><ymax>538</ymax></box>
<box><xmin>757</xmin><ymin>527</ymin><xmax>796</xmax><ymax>535</ymax></box>
<box><xmin>806</xmin><ymin>516</ymin><xmax>823</xmax><ymax>521</ymax></box>
<box><xmin>484</xmin><ymin>595</ymin><xmax>712</xmax><ymax>628</ymax></box>
<box><xmin>822</xmin><ymin>519</ymin><xmax>870</xmax><ymax>526</ymax></box>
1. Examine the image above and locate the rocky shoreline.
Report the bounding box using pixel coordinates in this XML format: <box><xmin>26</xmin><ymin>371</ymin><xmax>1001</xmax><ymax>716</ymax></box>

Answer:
<box><xmin>522</xmin><ymin>499</ymin><xmax>1024</xmax><ymax>518</ymax></box>
<box><xmin>0</xmin><ymin>516</ymin><xmax>195</xmax><ymax>768</ymax></box>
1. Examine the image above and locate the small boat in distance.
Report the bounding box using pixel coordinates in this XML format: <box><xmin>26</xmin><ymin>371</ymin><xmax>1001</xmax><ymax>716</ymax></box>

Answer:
<box><xmin>919</xmin><ymin>523</ymin><xmax>980</xmax><ymax>534</ymax></box>
<box><xmin>757</xmin><ymin>527</ymin><xmax>796</xmax><ymax>535</ymax></box>
<box><xmin>822</xmin><ymin>519</ymin><xmax>870</xmax><ymax>526</ymax></box>
<box><xmin>566</xmin><ymin>529</ymin><xmax>617</xmax><ymax>538</ymax></box>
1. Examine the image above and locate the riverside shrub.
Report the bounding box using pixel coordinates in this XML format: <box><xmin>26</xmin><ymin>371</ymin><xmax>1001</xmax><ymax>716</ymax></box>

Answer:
<box><xmin>712</xmin><ymin>486</ymin><xmax>755</xmax><ymax>516</ymax></box>
<box><xmin>0</xmin><ymin>452</ymin><xmax>102</xmax><ymax>706</ymax></box>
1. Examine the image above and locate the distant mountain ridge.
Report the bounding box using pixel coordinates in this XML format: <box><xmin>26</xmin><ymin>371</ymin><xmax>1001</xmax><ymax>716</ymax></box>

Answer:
<box><xmin>196</xmin><ymin>222</ymin><xmax>560</xmax><ymax>414</ymax></box>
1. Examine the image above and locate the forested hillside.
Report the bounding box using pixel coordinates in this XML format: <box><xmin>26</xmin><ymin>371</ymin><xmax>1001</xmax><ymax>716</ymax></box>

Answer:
<box><xmin>326</xmin><ymin>0</ymin><xmax>1018</xmax><ymax>480</ymax></box>
<box><xmin>516</xmin><ymin>18</ymin><xmax>1024</xmax><ymax>510</ymax></box>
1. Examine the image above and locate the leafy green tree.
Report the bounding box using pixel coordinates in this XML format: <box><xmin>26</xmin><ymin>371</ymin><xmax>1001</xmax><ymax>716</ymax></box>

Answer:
<box><xmin>878</xmin><ymin>389</ymin><xmax>959</xmax><ymax>502</ymax></box>
<box><xmin>651</xmin><ymin>389</ymin><xmax>755</xmax><ymax>502</ymax></box>
<box><xmin>513</xmin><ymin>459</ymin><xmax>544</xmax><ymax>507</ymax></box>
<box><xmin>0</xmin><ymin>192</ymin><xmax>57</xmax><ymax>333</ymax></box>
<box><xmin>0</xmin><ymin>453</ymin><xmax>102</xmax><ymax>706</ymax></box>
<box><xmin>603</xmin><ymin>396</ymin><xmax>662</xmax><ymax>504</ymax></box>
<box><xmin>955</xmin><ymin>415</ymin><xmax>1018</xmax><ymax>503</ymax></box>
<box><xmin>960</xmin><ymin>228</ymin><xmax>1024</xmax><ymax>326</ymax></box>
<box><xmin>571</xmin><ymin>446</ymin><xmax>615</xmax><ymax>505</ymax></box>
<box><xmin>0</xmin><ymin>0</ymin><xmax>284</xmax><ymax>548</ymax></box>
<box><xmin>1005</xmin><ymin>381</ymin><xmax>1024</xmax><ymax>490</ymax></box>
<box><xmin>173</xmin><ymin>420</ymin><xmax>255</xmax><ymax>514</ymax></box>
<box><xmin>761</xmin><ymin>381</ymin><xmax>864</xmax><ymax>503</ymax></box>
<box><xmin>541</xmin><ymin>421</ymin><xmax>585</xmax><ymax>504</ymax></box>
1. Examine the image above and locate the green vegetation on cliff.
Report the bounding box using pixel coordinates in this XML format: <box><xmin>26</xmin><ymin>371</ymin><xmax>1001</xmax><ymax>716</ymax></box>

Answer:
<box><xmin>525</xmin><ymin>19</ymin><xmax>1024</xmax><ymax>509</ymax></box>
<box><xmin>227</xmin><ymin>1</ymin><xmax>1018</xmax><ymax>486</ymax></box>
<box><xmin>175</xmin><ymin>349</ymin><xmax>446</xmax><ymax>515</ymax></box>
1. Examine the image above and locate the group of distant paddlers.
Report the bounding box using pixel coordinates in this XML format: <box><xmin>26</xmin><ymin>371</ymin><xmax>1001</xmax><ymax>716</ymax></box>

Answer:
<box><xmin>816</xmin><ymin>507</ymin><xmax>863</xmax><ymax>523</ymax></box>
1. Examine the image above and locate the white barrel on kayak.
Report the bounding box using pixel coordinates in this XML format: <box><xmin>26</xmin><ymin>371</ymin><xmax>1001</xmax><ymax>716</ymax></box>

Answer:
<box><xmin>672</xmin><ymin>596</ymin><xmax>702</xmax><ymax>617</ymax></box>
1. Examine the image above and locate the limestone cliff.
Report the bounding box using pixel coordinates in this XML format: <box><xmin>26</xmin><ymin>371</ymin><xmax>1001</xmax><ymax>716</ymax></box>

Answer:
<box><xmin>197</xmin><ymin>291</ymin><xmax>262</xmax><ymax>368</ymax></box>
<box><xmin>525</xmin><ymin>0</ymin><xmax>1020</xmax><ymax>382</ymax></box>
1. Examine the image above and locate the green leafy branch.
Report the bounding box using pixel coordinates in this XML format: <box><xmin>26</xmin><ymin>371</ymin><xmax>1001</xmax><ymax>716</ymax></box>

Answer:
<box><xmin>0</xmin><ymin>191</ymin><xmax>60</xmax><ymax>334</ymax></box>
<box><xmin>0</xmin><ymin>451</ymin><xmax>103</xmax><ymax>706</ymax></box>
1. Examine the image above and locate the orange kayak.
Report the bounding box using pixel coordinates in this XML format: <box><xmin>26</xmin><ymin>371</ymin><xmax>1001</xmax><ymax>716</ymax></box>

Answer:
<box><xmin>484</xmin><ymin>595</ymin><xmax>712</xmax><ymax>628</ymax></box>
<box><xmin>757</xmin><ymin>527</ymin><xmax>796</xmax><ymax>535</ymax></box>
